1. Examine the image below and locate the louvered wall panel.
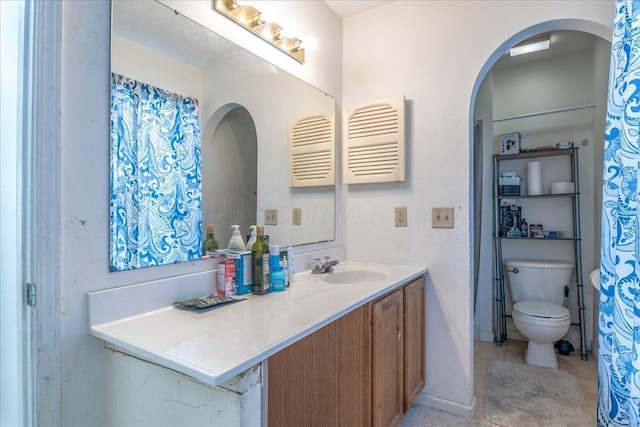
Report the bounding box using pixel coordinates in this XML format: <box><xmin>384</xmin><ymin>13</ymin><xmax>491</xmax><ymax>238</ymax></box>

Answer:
<box><xmin>289</xmin><ymin>114</ymin><xmax>335</xmax><ymax>187</ymax></box>
<box><xmin>343</xmin><ymin>96</ymin><xmax>405</xmax><ymax>184</ymax></box>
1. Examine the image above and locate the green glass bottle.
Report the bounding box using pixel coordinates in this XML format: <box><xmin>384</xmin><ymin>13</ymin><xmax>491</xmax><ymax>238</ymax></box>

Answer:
<box><xmin>252</xmin><ymin>226</ymin><xmax>270</xmax><ymax>294</ymax></box>
<box><xmin>202</xmin><ymin>224</ymin><xmax>219</xmax><ymax>256</ymax></box>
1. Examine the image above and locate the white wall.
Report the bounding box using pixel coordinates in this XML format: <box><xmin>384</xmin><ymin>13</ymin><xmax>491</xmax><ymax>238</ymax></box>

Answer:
<box><xmin>342</xmin><ymin>0</ymin><xmax>612</xmax><ymax>416</ymax></box>
<box><xmin>45</xmin><ymin>0</ymin><xmax>613</xmax><ymax>424</ymax></box>
<box><xmin>111</xmin><ymin>36</ymin><xmax>203</xmax><ymax>100</ymax></box>
<box><xmin>51</xmin><ymin>1</ymin><xmax>342</xmax><ymax>425</ymax></box>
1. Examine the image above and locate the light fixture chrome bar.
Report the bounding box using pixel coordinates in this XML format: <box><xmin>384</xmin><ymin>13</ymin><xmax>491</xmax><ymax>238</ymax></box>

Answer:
<box><xmin>213</xmin><ymin>0</ymin><xmax>305</xmax><ymax>63</ymax></box>
<box><xmin>493</xmin><ymin>104</ymin><xmax>595</xmax><ymax>123</ymax></box>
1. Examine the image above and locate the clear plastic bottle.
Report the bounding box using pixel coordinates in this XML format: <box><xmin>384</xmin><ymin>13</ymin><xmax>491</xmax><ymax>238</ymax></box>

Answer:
<box><xmin>251</xmin><ymin>226</ymin><xmax>270</xmax><ymax>295</ymax></box>
<box><xmin>202</xmin><ymin>224</ymin><xmax>219</xmax><ymax>256</ymax></box>
<box><xmin>246</xmin><ymin>225</ymin><xmax>257</xmax><ymax>250</ymax></box>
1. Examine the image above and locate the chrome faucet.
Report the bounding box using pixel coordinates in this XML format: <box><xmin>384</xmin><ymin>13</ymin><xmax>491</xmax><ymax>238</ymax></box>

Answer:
<box><xmin>312</xmin><ymin>257</ymin><xmax>340</xmax><ymax>274</ymax></box>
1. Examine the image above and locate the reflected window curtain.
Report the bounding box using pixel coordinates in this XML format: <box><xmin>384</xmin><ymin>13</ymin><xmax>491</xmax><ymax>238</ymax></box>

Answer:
<box><xmin>110</xmin><ymin>73</ymin><xmax>202</xmax><ymax>271</ymax></box>
<box><xmin>599</xmin><ymin>1</ymin><xmax>640</xmax><ymax>425</ymax></box>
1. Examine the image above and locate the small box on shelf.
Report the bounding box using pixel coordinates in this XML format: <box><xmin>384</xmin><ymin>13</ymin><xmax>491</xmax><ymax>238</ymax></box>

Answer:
<box><xmin>498</xmin><ymin>173</ymin><xmax>521</xmax><ymax>196</ymax></box>
<box><xmin>529</xmin><ymin>224</ymin><xmax>544</xmax><ymax>239</ymax></box>
<box><xmin>499</xmin><ymin>204</ymin><xmax>521</xmax><ymax>237</ymax></box>
<box><xmin>499</xmin><ymin>132</ymin><xmax>521</xmax><ymax>155</ymax></box>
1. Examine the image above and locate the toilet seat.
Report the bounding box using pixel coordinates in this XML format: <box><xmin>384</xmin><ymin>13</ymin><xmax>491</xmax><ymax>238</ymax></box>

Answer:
<box><xmin>513</xmin><ymin>301</ymin><xmax>570</xmax><ymax>323</ymax></box>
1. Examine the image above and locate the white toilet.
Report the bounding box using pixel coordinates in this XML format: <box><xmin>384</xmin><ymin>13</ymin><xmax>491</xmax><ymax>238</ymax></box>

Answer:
<box><xmin>504</xmin><ymin>259</ymin><xmax>574</xmax><ymax>368</ymax></box>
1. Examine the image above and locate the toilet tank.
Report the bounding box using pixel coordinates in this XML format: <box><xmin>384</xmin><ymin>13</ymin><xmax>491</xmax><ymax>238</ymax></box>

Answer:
<box><xmin>504</xmin><ymin>259</ymin><xmax>574</xmax><ymax>304</ymax></box>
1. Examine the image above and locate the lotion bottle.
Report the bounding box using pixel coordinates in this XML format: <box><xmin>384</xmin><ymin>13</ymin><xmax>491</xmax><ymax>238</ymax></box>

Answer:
<box><xmin>228</xmin><ymin>225</ymin><xmax>246</xmax><ymax>251</ymax></box>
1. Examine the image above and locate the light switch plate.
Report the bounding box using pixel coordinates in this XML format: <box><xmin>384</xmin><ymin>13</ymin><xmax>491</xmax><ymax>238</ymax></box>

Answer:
<box><xmin>395</xmin><ymin>207</ymin><xmax>407</xmax><ymax>227</ymax></box>
<box><xmin>265</xmin><ymin>209</ymin><xmax>278</xmax><ymax>225</ymax></box>
<box><xmin>432</xmin><ymin>207</ymin><xmax>454</xmax><ymax>228</ymax></box>
<box><xmin>292</xmin><ymin>208</ymin><xmax>302</xmax><ymax>225</ymax></box>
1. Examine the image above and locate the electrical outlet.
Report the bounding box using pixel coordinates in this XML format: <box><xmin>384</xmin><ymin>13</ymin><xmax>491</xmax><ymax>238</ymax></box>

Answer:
<box><xmin>265</xmin><ymin>209</ymin><xmax>278</xmax><ymax>225</ymax></box>
<box><xmin>292</xmin><ymin>208</ymin><xmax>302</xmax><ymax>225</ymax></box>
<box><xmin>395</xmin><ymin>207</ymin><xmax>407</xmax><ymax>227</ymax></box>
<box><xmin>432</xmin><ymin>207</ymin><xmax>454</xmax><ymax>228</ymax></box>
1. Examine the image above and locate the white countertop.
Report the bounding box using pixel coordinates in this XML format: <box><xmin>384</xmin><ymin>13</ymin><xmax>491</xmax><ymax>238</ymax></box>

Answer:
<box><xmin>89</xmin><ymin>261</ymin><xmax>426</xmax><ymax>387</ymax></box>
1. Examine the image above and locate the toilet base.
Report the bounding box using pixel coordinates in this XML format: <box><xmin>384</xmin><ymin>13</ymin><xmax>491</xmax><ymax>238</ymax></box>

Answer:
<box><xmin>525</xmin><ymin>341</ymin><xmax>558</xmax><ymax>368</ymax></box>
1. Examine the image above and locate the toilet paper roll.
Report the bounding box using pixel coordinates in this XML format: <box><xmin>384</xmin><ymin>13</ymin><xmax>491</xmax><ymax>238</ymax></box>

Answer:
<box><xmin>527</xmin><ymin>161</ymin><xmax>542</xmax><ymax>195</ymax></box>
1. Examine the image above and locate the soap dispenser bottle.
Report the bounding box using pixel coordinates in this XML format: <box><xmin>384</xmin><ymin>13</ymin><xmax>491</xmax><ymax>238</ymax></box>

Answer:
<box><xmin>246</xmin><ymin>225</ymin><xmax>257</xmax><ymax>250</ymax></box>
<box><xmin>228</xmin><ymin>225</ymin><xmax>246</xmax><ymax>251</ymax></box>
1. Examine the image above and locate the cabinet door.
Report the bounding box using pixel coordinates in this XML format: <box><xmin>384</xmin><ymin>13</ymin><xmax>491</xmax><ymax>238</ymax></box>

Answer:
<box><xmin>403</xmin><ymin>277</ymin><xmax>425</xmax><ymax>411</ymax></box>
<box><xmin>268</xmin><ymin>305</ymin><xmax>370</xmax><ymax>427</ymax></box>
<box><xmin>372</xmin><ymin>289</ymin><xmax>403</xmax><ymax>427</ymax></box>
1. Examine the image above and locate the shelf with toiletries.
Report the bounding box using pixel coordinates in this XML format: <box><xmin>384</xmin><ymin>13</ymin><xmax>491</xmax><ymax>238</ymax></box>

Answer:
<box><xmin>496</xmin><ymin>237</ymin><xmax>580</xmax><ymax>241</ymax></box>
<box><xmin>495</xmin><ymin>193</ymin><xmax>578</xmax><ymax>200</ymax></box>
<box><xmin>492</xmin><ymin>146</ymin><xmax>587</xmax><ymax>361</ymax></box>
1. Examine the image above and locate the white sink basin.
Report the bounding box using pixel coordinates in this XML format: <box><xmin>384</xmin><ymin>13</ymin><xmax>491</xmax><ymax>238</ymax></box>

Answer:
<box><xmin>321</xmin><ymin>269</ymin><xmax>389</xmax><ymax>284</ymax></box>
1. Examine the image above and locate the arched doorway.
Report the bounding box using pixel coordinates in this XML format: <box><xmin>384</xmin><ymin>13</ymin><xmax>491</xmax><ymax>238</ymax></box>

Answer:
<box><xmin>468</xmin><ymin>19</ymin><xmax>611</xmax><ymax>414</ymax></box>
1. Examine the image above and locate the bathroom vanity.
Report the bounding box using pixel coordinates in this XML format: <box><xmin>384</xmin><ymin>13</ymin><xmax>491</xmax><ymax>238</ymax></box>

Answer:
<box><xmin>269</xmin><ymin>275</ymin><xmax>425</xmax><ymax>427</ymax></box>
<box><xmin>88</xmin><ymin>261</ymin><xmax>426</xmax><ymax>426</ymax></box>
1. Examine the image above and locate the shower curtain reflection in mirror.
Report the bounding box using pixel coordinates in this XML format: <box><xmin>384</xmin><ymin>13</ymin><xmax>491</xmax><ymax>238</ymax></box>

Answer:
<box><xmin>110</xmin><ymin>73</ymin><xmax>203</xmax><ymax>271</ymax></box>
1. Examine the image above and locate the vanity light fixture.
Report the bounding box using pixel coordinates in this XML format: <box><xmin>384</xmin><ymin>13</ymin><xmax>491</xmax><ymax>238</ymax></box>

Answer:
<box><xmin>509</xmin><ymin>33</ymin><xmax>550</xmax><ymax>57</ymax></box>
<box><xmin>213</xmin><ymin>0</ymin><xmax>305</xmax><ymax>63</ymax></box>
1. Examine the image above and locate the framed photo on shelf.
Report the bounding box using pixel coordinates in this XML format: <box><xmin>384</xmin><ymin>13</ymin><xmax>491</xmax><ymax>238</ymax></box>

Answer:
<box><xmin>499</xmin><ymin>132</ymin><xmax>521</xmax><ymax>155</ymax></box>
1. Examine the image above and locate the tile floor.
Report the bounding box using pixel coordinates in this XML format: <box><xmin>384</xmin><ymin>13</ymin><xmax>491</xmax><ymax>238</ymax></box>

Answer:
<box><xmin>473</xmin><ymin>339</ymin><xmax>598</xmax><ymax>426</ymax></box>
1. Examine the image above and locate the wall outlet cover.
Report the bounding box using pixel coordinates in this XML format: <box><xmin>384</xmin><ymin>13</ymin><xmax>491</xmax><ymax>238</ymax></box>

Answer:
<box><xmin>395</xmin><ymin>207</ymin><xmax>407</xmax><ymax>227</ymax></box>
<box><xmin>432</xmin><ymin>207</ymin><xmax>454</xmax><ymax>228</ymax></box>
<box><xmin>265</xmin><ymin>209</ymin><xmax>278</xmax><ymax>225</ymax></box>
<box><xmin>292</xmin><ymin>208</ymin><xmax>302</xmax><ymax>225</ymax></box>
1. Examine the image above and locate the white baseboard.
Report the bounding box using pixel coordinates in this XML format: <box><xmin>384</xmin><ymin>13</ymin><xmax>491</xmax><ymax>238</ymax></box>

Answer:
<box><xmin>478</xmin><ymin>331</ymin><xmax>494</xmax><ymax>343</ymax></box>
<box><xmin>415</xmin><ymin>391</ymin><xmax>477</xmax><ymax>419</ymax></box>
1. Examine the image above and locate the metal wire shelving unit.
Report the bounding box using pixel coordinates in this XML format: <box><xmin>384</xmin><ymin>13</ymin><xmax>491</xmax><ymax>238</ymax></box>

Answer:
<box><xmin>493</xmin><ymin>148</ymin><xmax>587</xmax><ymax>361</ymax></box>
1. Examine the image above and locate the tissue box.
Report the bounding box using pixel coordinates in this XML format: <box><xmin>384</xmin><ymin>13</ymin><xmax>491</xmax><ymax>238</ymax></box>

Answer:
<box><xmin>224</xmin><ymin>251</ymin><xmax>253</xmax><ymax>295</ymax></box>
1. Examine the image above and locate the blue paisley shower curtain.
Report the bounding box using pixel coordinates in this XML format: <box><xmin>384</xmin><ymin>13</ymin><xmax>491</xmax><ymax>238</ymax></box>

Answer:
<box><xmin>110</xmin><ymin>73</ymin><xmax>202</xmax><ymax>271</ymax></box>
<box><xmin>600</xmin><ymin>1</ymin><xmax>640</xmax><ymax>425</ymax></box>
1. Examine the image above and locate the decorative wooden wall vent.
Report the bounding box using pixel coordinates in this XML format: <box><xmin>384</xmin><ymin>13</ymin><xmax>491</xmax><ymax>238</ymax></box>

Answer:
<box><xmin>343</xmin><ymin>96</ymin><xmax>405</xmax><ymax>184</ymax></box>
<box><xmin>289</xmin><ymin>113</ymin><xmax>335</xmax><ymax>187</ymax></box>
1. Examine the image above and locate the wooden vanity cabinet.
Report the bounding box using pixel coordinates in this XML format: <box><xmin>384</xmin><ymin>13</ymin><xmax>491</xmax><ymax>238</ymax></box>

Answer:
<box><xmin>268</xmin><ymin>305</ymin><xmax>371</xmax><ymax>426</ymax></box>
<box><xmin>371</xmin><ymin>276</ymin><xmax>425</xmax><ymax>427</ymax></box>
<box><xmin>371</xmin><ymin>289</ymin><xmax>404</xmax><ymax>427</ymax></box>
<box><xmin>268</xmin><ymin>276</ymin><xmax>425</xmax><ymax>427</ymax></box>
<box><xmin>403</xmin><ymin>277</ymin><xmax>425</xmax><ymax>412</ymax></box>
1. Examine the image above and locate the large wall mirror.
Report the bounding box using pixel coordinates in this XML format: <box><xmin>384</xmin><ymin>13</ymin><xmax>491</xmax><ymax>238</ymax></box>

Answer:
<box><xmin>110</xmin><ymin>1</ymin><xmax>336</xmax><ymax>271</ymax></box>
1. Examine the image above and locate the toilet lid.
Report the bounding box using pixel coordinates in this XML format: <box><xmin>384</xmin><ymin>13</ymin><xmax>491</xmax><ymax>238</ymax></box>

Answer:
<box><xmin>513</xmin><ymin>301</ymin><xmax>569</xmax><ymax>319</ymax></box>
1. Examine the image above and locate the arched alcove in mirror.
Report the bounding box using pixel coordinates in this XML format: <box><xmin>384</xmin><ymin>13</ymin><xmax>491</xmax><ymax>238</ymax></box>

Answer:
<box><xmin>109</xmin><ymin>0</ymin><xmax>336</xmax><ymax>271</ymax></box>
<box><xmin>203</xmin><ymin>105</ymin><xmax>257</xmax><ymax>247</ymax></box>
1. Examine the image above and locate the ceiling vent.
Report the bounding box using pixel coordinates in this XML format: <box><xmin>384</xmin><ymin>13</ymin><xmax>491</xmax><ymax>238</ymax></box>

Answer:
<box><xmin>343</xmin><ymin>96</ymin><xmax>405</xmax><ymax>184</ymax></box>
